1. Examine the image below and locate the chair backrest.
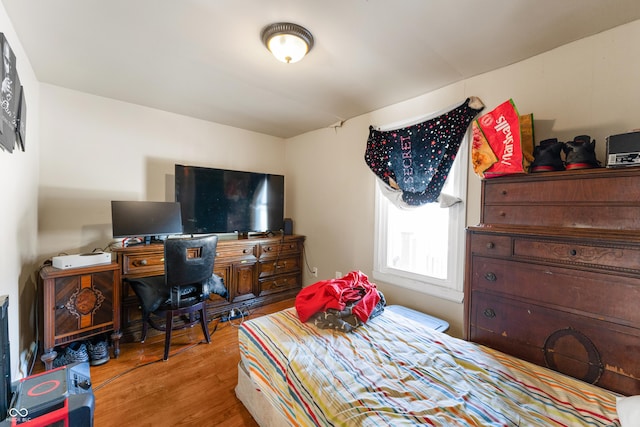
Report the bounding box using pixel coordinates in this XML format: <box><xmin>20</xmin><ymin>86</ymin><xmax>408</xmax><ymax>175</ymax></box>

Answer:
<box><xmin>164</xmin><ymin>235</ymin><xmax>218</xmax><ymax>287</ymax></box>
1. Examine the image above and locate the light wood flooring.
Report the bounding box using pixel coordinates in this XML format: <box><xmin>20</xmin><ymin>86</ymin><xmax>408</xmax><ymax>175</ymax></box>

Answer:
<box><xmin>37</xmin><ymin>298</ymin><xmax>295</xmax><ymax>427</ymax></box>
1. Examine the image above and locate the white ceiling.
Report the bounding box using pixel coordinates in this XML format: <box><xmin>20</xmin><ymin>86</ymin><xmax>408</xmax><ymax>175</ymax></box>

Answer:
<box><xmin>3</xmin><ymin>0</ymin><xmax>640</xmax><ymax>139</ymax></box>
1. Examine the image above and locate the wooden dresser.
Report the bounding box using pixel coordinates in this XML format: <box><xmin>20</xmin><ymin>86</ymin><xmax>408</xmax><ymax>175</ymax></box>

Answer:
<box><xmin>113</xmin><ymin>234</ymin><xmax>305</xmax><ymax>342</ymax></box>
<box><xmin>464</xmin><ymin>167</ymin><xmax>640</xmax><ymax>396</ymax></box>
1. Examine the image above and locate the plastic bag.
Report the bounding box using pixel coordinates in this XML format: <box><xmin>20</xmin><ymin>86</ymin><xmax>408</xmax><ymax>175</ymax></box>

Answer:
<box><xmin>472</xmin><ymin>99</ymin><xmax>534</xmax><ymax>178</ymax></box>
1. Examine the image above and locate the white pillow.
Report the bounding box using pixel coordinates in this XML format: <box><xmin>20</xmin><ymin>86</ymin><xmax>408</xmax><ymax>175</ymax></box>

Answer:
<box><xmin>617</xmin><ymin>395</ymin><xmax>640</xmax><ymax>427</ymax></box>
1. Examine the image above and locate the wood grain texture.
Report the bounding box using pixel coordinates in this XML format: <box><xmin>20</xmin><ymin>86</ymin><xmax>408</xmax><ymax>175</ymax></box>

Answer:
<box><xmin>35</xmin><ymin>298</ymin><xmax>296</xmax><ymax>426</ymax></box>
<box><xmin>466</xmin><ymin>167</ymin><xmax>640</xmax><ymax>396</ymax></box>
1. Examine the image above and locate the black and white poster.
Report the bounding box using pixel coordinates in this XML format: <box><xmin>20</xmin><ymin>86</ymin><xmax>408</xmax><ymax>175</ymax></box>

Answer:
<box><xmin>0</xmin><ymin>33</ymin><xmax>21</xmax><ymax>153</ymax></box>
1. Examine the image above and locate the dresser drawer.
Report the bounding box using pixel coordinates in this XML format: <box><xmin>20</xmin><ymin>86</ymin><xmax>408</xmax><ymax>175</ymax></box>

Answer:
<box><xmin>513</xmin><ymin>238</ymin><xmax>640</xmax><ymax>272</ymax></box>
<box><xmin>215</xmin><ymin>242</ymin><xmax>257</xmax><ymax>262</ymax></box>
<box><xmin>259</xmin><ymin>240</ymin><xmax>302</xmax><ymax>259</ymax></box>
<box><xmin>483</xmin><ymin>172</ymin><xmax>640</xmax><ymax>205</ymax></box>
<box><xmin>258</xmin><ymin>273</ymin><xmax>299</xmax><ymax>296</ymax></box>
<box><xmin>483</xmin><ymin>204</ymin><xmax>640</xmax><ymax>229</ymax></box>
<box><xmin>470</xmin><ymin>256</ymin><xmax>640</xmax><ymax>325</ymax></box>
<box><xmin>470</xmin><ymin>290</ymin><xmax>640</xmax><ymax>391</ymax></box>
<box><xmin>122</xmin><ymin>252</ymin><xmax>164</xmax><ymax>277</ymax></box>
<box><xmin>468</xmin><ymin>233</ymin><xmax>512</xmax><ymax>256</ymax></box>
<box><xmin>481</xmin><ymin>170</ymin><xmax>640</xmax><ymax>230</ymax></box>
<box><xmin>258</xmin><ymin>255</ymin><xmax>301</xmax><ymax>278</ymax></box>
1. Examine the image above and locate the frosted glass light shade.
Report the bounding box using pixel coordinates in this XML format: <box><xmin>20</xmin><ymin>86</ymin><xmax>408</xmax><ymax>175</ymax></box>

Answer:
<box><xmin>261</xmin><ymin>23</ymin><xmax>314</xmax><ymax>64</ymax></box>
<box><xmin>267</xmin><ymin>34</ymin><xmax>308</xmax><ymax>63</ymax></box>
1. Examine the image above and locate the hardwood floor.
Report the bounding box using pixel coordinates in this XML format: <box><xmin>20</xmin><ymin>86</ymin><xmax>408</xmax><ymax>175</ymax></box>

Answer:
<box><xmin>39</xmin><ymin>298</ymin><xmax>295</xmax><ymax>427</ymax></box>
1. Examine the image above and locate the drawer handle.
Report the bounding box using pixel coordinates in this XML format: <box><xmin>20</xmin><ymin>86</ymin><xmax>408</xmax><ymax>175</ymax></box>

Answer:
<box><xmin>486</xmin><ymin>242</ymin><xmax>495</xmax><ymax>249</ymax></box>
<box><xmin>499</xmin><ymin>211</ymin><xmax>506</xmax><ymax>217</ymax></box>
<box><xmin>135</xmin><ymin>259</ymin><xmax>148</xmax><ymax>266</ymax></box>
<box><xmin>56</xmin><ymin>304</ymin><xmax>66</xmax><ymax>310</ymax></box>
<box><xmin>484</xmin><ymin>272</ymin><xmax>497</xmax><ymax>282</ymax></box>
<box><xmin>501</xmin><ymin>190</ymin><xmax>507</xmax><ymax>196</ymax></box>
<box><xmin>569</xmin><ymin>249</ymin><xmax>577</xmax><ymax>256</ymax></box>
<box><xmin>483</xmin><ymin>308</ymin><xmax>496</xmax><ymax>318</ymax></box>
<box><xmin>243</xmin><ymin>249</ymin><xmax>251</xmax><ymax>254</ymax></box>
<box><xmin>265</xmin><ymin>246</ymin><xmax>273</xmax><ymax>252</ymax></box>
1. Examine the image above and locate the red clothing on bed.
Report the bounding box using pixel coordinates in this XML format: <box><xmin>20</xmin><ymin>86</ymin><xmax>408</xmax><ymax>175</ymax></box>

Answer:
<box><xmin>295</xmin><ymin>270</ymin><xmax>381</xmax><ymax>323</ymax></box>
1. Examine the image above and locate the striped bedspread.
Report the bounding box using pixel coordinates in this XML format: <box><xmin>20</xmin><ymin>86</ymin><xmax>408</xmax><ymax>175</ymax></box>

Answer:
<box><xmin>238</xmin><ymin>307</ymin><xmax>620</xmax><ymax>426</ymax></box>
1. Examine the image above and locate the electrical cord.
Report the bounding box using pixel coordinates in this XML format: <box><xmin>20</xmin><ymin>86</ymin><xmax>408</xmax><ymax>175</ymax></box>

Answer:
<box><xmin>302</xmin><ymin>240</ymin><xmax>315</xmax><ymax>275</ymax></box>
<box><xmin>228</xmin><ymin>305</ymin><xmax>264</xmax><ymax>328</ymax></box>
<box><xmin>227</xmin><ymin>309</ymin><xmax>247</xmax><ymax>328</ymax></box>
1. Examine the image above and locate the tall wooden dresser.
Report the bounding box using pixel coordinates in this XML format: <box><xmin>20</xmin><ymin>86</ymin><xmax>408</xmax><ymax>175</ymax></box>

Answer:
<box><xmin>465</xmin><ymin>167</ymin><xmax>640</xmax><ymax>396</ymax></box>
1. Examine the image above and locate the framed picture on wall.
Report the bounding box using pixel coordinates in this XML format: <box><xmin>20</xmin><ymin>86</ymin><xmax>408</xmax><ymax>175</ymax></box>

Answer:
<box><xmin>0</xmin><ymin>33</ymin><xmax>20</xmax><ymax>153</ymax></box>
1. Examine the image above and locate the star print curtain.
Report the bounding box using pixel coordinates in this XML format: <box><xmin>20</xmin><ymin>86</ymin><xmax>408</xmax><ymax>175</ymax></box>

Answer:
<box><xmin>364</xmin><ymin>97</ymin><xmax>484</xmax><ymax>207</ymax></box>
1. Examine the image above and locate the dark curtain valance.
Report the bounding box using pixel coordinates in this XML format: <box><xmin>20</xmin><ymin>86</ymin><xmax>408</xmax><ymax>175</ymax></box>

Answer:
<box><xmin>365</xmin><ymin>97</ymin><xmax>484</xmax><ymax>207</ymax></box>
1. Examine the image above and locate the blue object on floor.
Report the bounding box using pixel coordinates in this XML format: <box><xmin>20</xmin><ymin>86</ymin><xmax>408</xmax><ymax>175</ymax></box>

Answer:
<box><xmin>385</xmin><ymin>305</ymin><xmax>450</xmax><ymax>332</ymax></box>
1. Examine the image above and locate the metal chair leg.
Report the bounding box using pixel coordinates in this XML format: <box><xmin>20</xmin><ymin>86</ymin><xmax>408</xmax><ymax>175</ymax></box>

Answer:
<box><xmin>164</xmin><ymin>310</ymin><xmax>174</xmax><ymax>361</ymax></box>
<box><xmin>199</xmin><ymin>304</ymin><xmax>211</xmax><ymax>344</ymax></box>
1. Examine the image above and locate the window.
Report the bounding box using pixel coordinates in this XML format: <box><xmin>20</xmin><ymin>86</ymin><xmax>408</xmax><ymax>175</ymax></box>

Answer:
<box><xmin>373</xmin><ymin>135</ymin><xmax>468</xmax><ymax>303</ymax></box>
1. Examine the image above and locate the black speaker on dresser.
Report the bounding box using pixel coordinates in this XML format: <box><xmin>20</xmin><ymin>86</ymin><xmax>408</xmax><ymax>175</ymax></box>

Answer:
<box><xmin>283</xmin><ymin>218</ymin><xmax>293</xmax><ymax>235</ymax></box>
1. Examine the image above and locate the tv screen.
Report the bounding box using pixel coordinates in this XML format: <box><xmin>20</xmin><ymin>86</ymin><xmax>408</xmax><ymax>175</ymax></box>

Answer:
<box><xmin>175</xmin><ymin>165</ymin><xmax>285</xmax><ymax>234</ymax></box>
<box><xmin>111</xmin><ymin>201</ymin><xmax>183</xmax><ymax>239</ymax></box>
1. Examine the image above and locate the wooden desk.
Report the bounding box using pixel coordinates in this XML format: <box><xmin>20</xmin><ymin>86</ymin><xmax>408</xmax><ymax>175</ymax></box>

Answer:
<box><xmin>40</xmin><ymin>262</ymin><xmax>121</xmax><ymax>370</ymax></box>
<box><xmin>113</xmin><ymin>234</ymin><xmax>305</xmax><ymax>342</ymax></box>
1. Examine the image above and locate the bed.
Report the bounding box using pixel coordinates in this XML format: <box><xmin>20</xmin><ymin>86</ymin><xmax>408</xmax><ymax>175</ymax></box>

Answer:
<box><xmin>236</xmin><ymin>305</ymin><xmax>626</xmax><ymax>426</ymax></box>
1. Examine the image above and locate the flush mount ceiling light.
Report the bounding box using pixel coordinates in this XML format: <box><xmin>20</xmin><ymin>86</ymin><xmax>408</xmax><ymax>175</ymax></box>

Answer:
<box><xmin>261</xmin><ymin>22</ymin><xmax>314</xmax><ymax>64</ymax></box>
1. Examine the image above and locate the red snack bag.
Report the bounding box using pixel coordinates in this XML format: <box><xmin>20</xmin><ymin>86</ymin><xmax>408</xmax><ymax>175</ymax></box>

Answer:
<box><xmin>475</xmin><ymin>99</ymin><xmax>528</xmax><ymax>178</ymax></box>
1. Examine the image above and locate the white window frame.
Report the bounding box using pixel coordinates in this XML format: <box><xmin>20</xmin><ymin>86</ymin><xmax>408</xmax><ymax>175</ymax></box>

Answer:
<box><xmin>373</xmin><ymin>132</ymin><xmax>469</xmax><ymax>303</ymax></box>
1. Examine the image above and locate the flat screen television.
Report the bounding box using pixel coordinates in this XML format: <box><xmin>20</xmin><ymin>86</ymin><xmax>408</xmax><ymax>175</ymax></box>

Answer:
<box><xmin>174</xmin><ymin>164</ymin><xmax>285</xmax><ymax>235</ymax></box>
<box><xmin>110</xmin><ymin>201</ymin><xmax>183</xmax><ymax>242</ymax></box>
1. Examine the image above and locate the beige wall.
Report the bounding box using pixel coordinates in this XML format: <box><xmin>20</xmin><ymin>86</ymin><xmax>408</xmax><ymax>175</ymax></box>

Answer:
<box><xmin>32</xmin><ymin>86</ymin><xmax>287</xmax><ymax>376</ymax></box>
<box><xmin>37</xmin><ymin>84</ymin><xmax>287</xmax><ymax>260</ymax></box>
<box><xmin>0</xmin><ymin>3</ymin><xmax>40</xmax><ymax>379</ymax></box>
<box><xmin>285</xmin><ymin>20</ymin><xmax>640</xmax><ymax>337</ymax></box>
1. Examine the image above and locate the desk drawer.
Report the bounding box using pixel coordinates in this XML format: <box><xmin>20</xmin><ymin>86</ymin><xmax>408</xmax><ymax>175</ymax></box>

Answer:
<box><xmin>259</xmin><ymin>240</ymin><xmax>302</xmax><ymax>259</ymax></box>
<box><xmin>258</xmin><ymin>273</ymin><xmax>299</xmax><ymax>296</ymax></box>
<box><xmin>215</xmin><ymin>243</ymin><xmax>257</xmax><ymax>261</ymax></box>
<box><xmin>122</xmin><ymin>252</ymin><xmax>164</xmax><ymax>277</ymax></box>
<box><xmin>258</xmin><ymin>255</ymin><xmax>301</xmax><ymax>278</ymax></box>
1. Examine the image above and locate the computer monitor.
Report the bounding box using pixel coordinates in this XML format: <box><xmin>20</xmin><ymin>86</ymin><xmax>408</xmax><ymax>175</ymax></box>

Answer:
<box><xmin>110</xmin><ymin>201</ymin><xmax>183</xmax><ymax>242</ymax></box>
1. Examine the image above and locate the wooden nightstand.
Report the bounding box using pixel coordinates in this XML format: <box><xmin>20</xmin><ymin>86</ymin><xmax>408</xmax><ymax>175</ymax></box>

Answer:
<box><xmin>40</xmin><ymin>262</ymin><xmax>121</xmax><ymax>370</ymax></box>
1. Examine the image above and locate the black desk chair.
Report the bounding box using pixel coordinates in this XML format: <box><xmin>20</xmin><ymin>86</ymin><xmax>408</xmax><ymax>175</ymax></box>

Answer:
<box><xmin>127</xmin><ymin>235</ymin><xmax>219</xmax><ymax>360</ymax></box>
